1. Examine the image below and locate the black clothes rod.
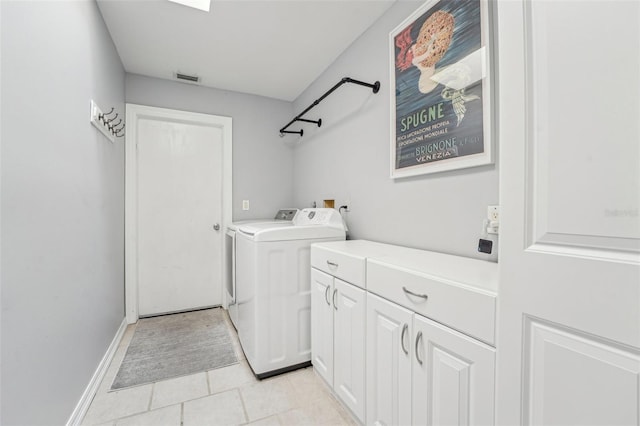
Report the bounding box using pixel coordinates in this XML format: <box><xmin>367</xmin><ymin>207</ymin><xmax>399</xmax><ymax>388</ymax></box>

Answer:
<box><xmin>279</xmin><ymin>77</ymin><xmax>380</xmax><ymax>136</ymax></box>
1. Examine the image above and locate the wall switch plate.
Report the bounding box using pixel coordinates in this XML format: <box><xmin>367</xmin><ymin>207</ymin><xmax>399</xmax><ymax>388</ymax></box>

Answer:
<box><xmin>242</xmin><ymin>200</ymin><xmax>250</xmax><ymax>210</ymax></box>
<box><xmin>478</xmin><ymin>239</ymin><xmax>493</xmax><ymax>254</ymax></box>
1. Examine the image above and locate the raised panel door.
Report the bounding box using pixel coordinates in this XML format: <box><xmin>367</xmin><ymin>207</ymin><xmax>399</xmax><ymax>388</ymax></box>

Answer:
<box><xmin>495</xmin><ymin>1</ymin><xmax>640</xmax><ymax>424</ymax></box>
<box><xmin>366</xmin><ymin>293</ymin><xmax>413</xmax><ymax>426</ymax></box>
<box><xmin>311</xmin><ymin>268</ymin><xmax>334</xmax><ymax>386</ymax></box>
<box><xmin>334</xmin><ymin>278</ymin><xmax>366</xmax><ymax>423</ymax></box>
<box><xmin>525</xmin><ymin>319</ymin><xmax>639</xmax><ymax>425</ymax></box>
<box><xmin>413</xmin><ymin>314</ymin><xmax>495</xmax><ymax>426</ymax></box>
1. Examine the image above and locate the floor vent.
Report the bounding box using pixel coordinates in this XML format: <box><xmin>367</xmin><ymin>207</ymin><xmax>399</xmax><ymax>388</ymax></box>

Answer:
<box><xmin>175</xmin><ymin>73</ymin><xmax>200</xmax><ymax>83</ymax></box>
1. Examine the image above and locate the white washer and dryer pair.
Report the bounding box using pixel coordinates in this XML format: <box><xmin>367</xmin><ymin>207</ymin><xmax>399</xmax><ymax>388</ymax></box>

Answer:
<box><xmin>235</xmin><ymin>208</ymin><xmax>346</xmax><ymax>378</ymax></box>
<box><xmin>225</xmin><ymin>209</ymin><xmax>298</xmax><ymax>329</ymax></box>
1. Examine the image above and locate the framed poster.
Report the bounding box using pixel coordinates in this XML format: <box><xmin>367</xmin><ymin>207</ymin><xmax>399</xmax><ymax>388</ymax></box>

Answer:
<box><xmin>390</xmin><ymin>0</ymin><xmax>493</xmax><ymax>178</ymax></box>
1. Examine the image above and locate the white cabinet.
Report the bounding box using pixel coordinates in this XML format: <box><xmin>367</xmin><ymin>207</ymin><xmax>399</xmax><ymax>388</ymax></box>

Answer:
<box><xmin>367</xmin><ymin>292</ymin><xmax>495</xmax><ymax>426</ymax></box>
<box><xmin>366</xmin><ymin>248</ymin><xmax>497</xmax><ymax>426</ymax></box>
<box><xmin>311</xmin><ymin>240</ymin><xmax>499</xmax><ymax>426</ymax></box>
<box><xmin>311</xmin><ymin>243</ymin><xmax>370</xmax><ymax>423</ymax></box>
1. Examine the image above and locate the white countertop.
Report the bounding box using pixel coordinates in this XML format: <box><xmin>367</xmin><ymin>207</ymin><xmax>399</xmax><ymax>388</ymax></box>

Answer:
<box><xmin>312</xmin><ymin>239</ymin><xmax>498</xmax><ymax>293</ymax></box>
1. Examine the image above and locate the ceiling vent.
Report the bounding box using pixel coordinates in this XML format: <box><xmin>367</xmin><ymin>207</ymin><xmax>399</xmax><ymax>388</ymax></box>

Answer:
<box><xmin>175</xmin><ymin>72</ymin><xmax>200</xmax><ymax>83</ymax></box>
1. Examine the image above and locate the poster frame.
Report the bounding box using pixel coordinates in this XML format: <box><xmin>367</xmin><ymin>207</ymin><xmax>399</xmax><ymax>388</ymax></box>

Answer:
<box><xmin>389</xmin><ymin>0</ymin><xmax>494</xmax><ymax>179</ymax></box>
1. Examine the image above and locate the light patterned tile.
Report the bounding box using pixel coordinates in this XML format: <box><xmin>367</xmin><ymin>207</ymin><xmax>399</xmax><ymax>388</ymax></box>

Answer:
<box><xmin>338</xmin><ymin>411</ymin><xmax>361</xmax><ymax>426</ymax></box>
<box><xmin>284</xmin><ymin>367</ymin><xmax>331</xmax><ymax>406</ymax></box>
<box><xmin>333</xmin><ymin>398</ymin><xmax>361</xmax><ymax>426</ymax></box>
<box><xmin>240</xmin><ymin>375</ymin><xmax>296</xmax><ymax>422</ymax></box>
<box><xmin>208</xmin><ymin>361</ymin><xmax>257</xmax><ymax>394</ymax></box>
<box><xmin>183</xmin><ymin>389</ymin><xmax>247</xmax><ymax>426</ymax></box>
<box><xmin>150</xmin><ymin>372</ymin><xmax>209</xmax><ymax>409</ymax></box>
<box><xmin>277</xmin><ymin>392</ymin><xmax>348</xmax><ymax>426</ymax></box>
<box><xmin>243</xmin><ymin>415</ymin><xmax>282</xmax><ymax>426</ymax></box>
<box><xmin>115</xmin><ymin>405</ymin><xmax>181</xmax><ymax>426</ymax></box>
<box><xmin>81</xmin><ymin>384</ymin><xmax>152</xmax><ymax>425</ymax></box>
<box><xmin>84</xmin><ymin>311</ymin><xmax>365</xmax><ymax>426</ymax></box>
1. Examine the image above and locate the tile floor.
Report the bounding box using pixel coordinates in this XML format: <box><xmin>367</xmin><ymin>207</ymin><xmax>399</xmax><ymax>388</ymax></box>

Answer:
<box><xmin>81</xmin><ymin>310</ymin><xmax>357</xmax><ymax>426</ymax></box>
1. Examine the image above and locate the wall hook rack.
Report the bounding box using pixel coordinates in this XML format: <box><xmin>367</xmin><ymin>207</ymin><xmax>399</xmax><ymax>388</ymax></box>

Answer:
<box><xmin>90</xmin><ymin>100</ymin><xmax>124</xmax><ymax>142</ymax></box>
<box><xmin>279</xmin><ymin>77</ymin><xmax>380</xmax><ymax>137</ymax></box>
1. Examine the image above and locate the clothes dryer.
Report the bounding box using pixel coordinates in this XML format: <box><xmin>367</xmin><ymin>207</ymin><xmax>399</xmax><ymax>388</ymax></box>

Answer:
<box><xmin>225</xmin><ymin>209</ymin><xmax>298</xmax><ymax>328</ymax></box>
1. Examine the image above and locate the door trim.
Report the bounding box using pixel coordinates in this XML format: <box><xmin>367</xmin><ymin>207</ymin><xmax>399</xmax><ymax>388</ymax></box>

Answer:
<box><xmin>124</xmin><ymin>104</ymin><xmax>232</xmax><ymax>324</ymax></box>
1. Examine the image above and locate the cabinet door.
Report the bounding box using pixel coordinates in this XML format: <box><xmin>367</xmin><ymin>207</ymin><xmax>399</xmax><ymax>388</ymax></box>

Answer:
<box><xmin>334</xmin><ymin>279</ymin><xmax>366</xmax><ymax>423</ymax></box>
<box><xmin>413</xmin><ymin>314</ymin><xmax>495</xmax><ymax>426</ymax></box>
<box><xmin>366</xmin><ymin>293</ymin><xmax>413</xmax><ymax>426</ymax></box>
<box><xmin>311</xmin><ymin>268</ymin><xmax>334</xmax><ymax>386</ymax></box>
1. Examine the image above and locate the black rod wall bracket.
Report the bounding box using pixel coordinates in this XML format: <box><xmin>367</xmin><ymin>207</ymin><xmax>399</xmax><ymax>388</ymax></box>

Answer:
<box><xmin>279</xmin><ymin>77</ymin><xmax>380</xmax><ymax>137</ymax></box>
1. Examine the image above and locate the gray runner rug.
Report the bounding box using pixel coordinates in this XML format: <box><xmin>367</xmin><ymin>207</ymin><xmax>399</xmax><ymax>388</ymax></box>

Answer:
<box><xmin>111</xmin><ymin>308</ymin><xmax>238</xmax><ymax>390</ymax></box>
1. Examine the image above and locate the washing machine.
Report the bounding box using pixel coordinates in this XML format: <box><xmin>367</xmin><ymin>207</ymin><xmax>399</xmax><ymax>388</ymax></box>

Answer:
<box><xmin>225</xmin><ymin>209</ymin><xmax>298</xmax><ymax>328</ymax></box>
<box><xmin>235</xmin><ymin>208</ymin><xmax>346</xmax><ymax>378</ymax></box>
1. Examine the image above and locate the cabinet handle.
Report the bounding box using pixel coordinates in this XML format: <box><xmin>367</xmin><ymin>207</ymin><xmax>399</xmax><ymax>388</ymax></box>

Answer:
<box><xmin>415</xmin><ymin>331</ymin><xmax>424</xmax><ymax>365</ymax></box>
<box><xmin>332</xmin><ymin>288</ymin><xmax>338</xmax><ymax>310</ymax></box>
<box><xmin>400</xmin><ymin>323</ymin><xmax>409</xmax><ymax>355</ymax></box>
<box><xmin>403</xmin><ymin>286</ymin><xmax>429</xmax><ymax>300</ymax></box>
<box><xmin>326</xmin><ymin>260</ymin><xmax>339</xmax><ymax>267</ymax></box>
<box><xmin>324</xmin><ymin>285</ymin><xmax>331</xmax><ymax>306</ymax></box>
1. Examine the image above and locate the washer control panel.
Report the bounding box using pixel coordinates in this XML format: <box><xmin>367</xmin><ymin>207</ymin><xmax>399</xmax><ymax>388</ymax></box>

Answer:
<box><xmin>273</xmin><ymin>209</ymin><xmax>298</xmax><ymax>221</ymax></box>
<box><xmin>294</xmin><ymin>208</ymin><xmax>342</xmax><ymax>227</ymax></box>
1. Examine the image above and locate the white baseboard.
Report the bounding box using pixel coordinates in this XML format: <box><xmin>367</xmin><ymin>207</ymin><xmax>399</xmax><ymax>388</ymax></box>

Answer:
<box><xmin>66</xmin><ymin>318</ymin><xmax>128</xmax><ymax>426</ymax></box>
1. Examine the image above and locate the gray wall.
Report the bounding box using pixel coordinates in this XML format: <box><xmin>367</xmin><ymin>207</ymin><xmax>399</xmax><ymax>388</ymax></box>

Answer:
<box><xmin>125</xmin><ymin>74</ymin><xmax>295</xmax><ymax>221</ymax></box>
<box><xmin>1</xmin><ymin>1</ymin><xmax>126</xmax><ymax>424</ymax></box>
<box><xmin>291</xmin><ymin>1</ymin><xmax>499</xmax><ymax>261</ymax></box>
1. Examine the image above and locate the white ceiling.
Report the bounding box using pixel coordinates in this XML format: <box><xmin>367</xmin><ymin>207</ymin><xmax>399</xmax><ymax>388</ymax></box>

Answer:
<box><xmin>97</xmin><ymin>0</ymin><xmax>396</xmax><ymax>102</ymax></box>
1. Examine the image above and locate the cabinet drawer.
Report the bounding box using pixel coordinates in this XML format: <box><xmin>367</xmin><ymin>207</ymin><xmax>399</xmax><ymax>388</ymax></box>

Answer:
<box><xmin>367</xmin><ymin>260</ymin><xmax>496</xmax><ymax>345</ymax></box>
<box><xmin>311</xmin><ymin>246</ymin><xmax>366</xmax><ymax>288</ymax></box>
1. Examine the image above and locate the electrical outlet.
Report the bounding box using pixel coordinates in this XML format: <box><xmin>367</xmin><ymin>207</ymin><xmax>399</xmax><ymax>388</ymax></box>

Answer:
<box><xmin>487</xmin><ymin>205</ymin><xmax>499</xmax><ymax>221</ymax></box>
<box><xmin>338</xmin><ymin>199</ymin><xmax>350</xmax><ymax>212</ymax></box>
<box><xmin>242</xmin><ymin>200</ymin><xmax>250</xmax><ymax>211</ymax></box>
<box><xmin>486</xmin><ymin>205</ymin><xmax>500</xmax><ymax>234</ymax></box>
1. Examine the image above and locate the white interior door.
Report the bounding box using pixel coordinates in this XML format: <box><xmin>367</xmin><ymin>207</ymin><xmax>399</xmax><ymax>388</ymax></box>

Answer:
<box><xmin>126</xmin><ymin>105</ymin><xmax>232</xmax><ymax>320</ymax></box>
<box><xmin>496</xmin><ymin>1</ymin><xmax>640</xmax><ymax>425</ymax></box>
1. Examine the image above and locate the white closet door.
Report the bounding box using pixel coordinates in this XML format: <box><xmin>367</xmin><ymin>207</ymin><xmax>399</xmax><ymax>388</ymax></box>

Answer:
<box><xmin>496</xmin><ymin>1</ymin><xmax>640</xmax><ymax>425</ymax></box>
